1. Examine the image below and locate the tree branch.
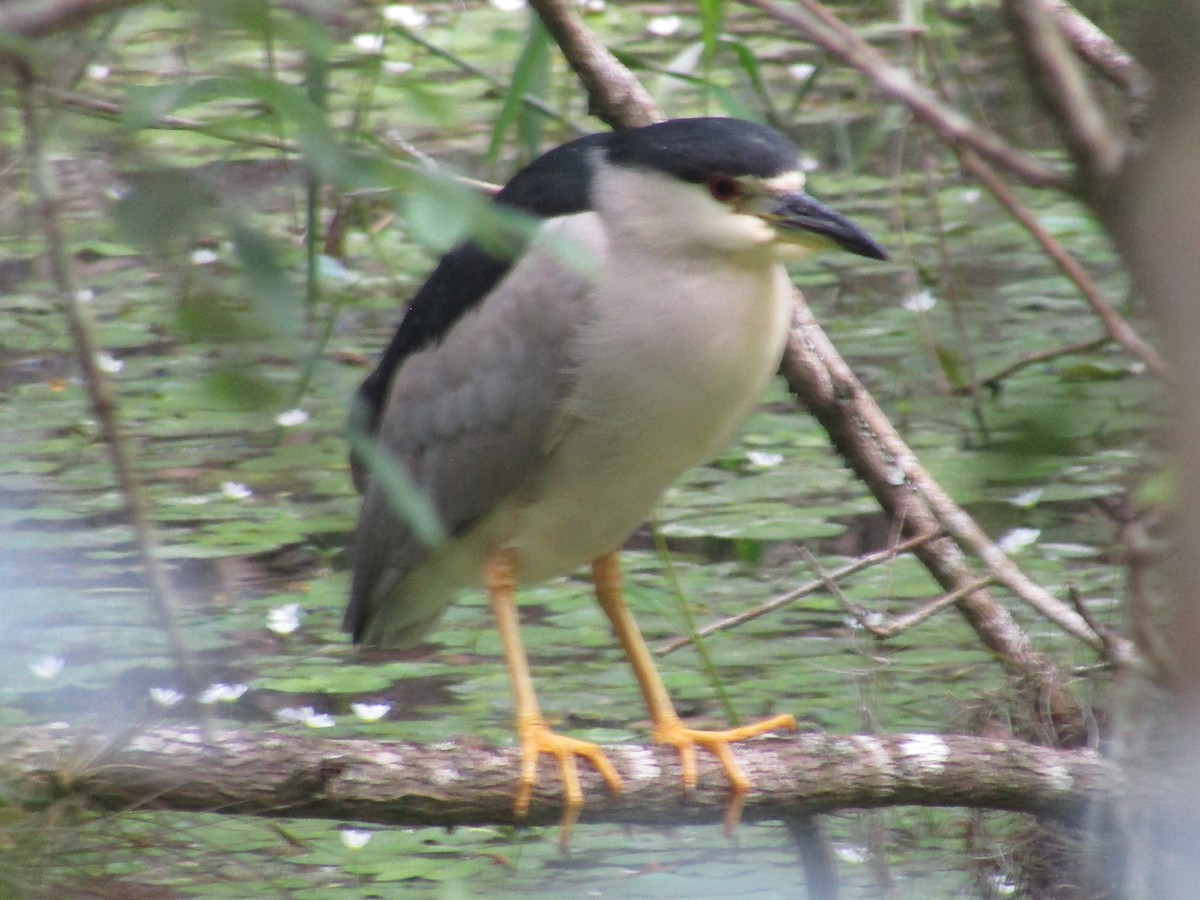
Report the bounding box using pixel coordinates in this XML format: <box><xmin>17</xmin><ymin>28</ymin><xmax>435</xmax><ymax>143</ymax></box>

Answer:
<box><xmin>1001</xmin><ymin>0</ymin><xmax>1127</xmax><ymax>197</ymax></box>
<box><xmin>527</xmin><ymin>0</ymin><xmax>659</xmax><ymax>129</ymax></box>
<box><xmin>5</xmin><ymin>725</ymin><xmax>1115</xmax><ymax>828</ymax></box>
<box><xmin>1045</xmin><ymin>0</ymin><xmax>1151</xmax><ymax>106</ymax></box>
<box><xmin>738</xmin><ymin>0</ymin><xmax>1071</xmax><ymax>191</ymax></box>
<box><xmin>0</xmin><ymin>0</ymin><xmax>150</xmax><ymax>38</ymax></box>
<box><xmin>16</xmin><ymin>68</ymin><xmax>203</xmax><ymax>700</ymax></box>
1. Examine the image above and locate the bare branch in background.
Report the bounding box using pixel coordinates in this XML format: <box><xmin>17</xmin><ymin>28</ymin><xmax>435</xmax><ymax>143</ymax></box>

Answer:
<box><xmin>0</xmin><ymin>0</ymin><xmax>150</xmax><ymax>38</ymax></box>
<box><xmin>959</xmin><ymin>336</ymin><xmax>1111</xmax><ymax>394</ymax></box>
<box><xmin>527</xmin><ymin>0</ymin><xmax>659</xmax><ymax>129</ymax></box>
<box><xmin>1002</xmin><ymin>0</ymin><xmax>1127</xmax><ymax>195</ymax></box>
<box><xmin>0</xmin><ymin>0</ymin><xmax>345</xmax><ymax>38</ymax></box>
<box><xmin>1046</xmin><ymin>0</ymin><xmax>1151</xmax><ymax>106</ymax></box>
<box><xmin>659</xmin><ymin>530</ymin><xmax>944</xmax><ymax>656</ymax></box>
<box><xmin>15</xmin><ymin>67</ymin><xmax>202</xmax><ymax>699</ymax></box>
<box><xmin>780</xmin><ymin>300</ymin><xmax>1136</xmax><ymax>675</ymax></box>
<box><xmin>956</xmin><ymin>147</ymin><xmax>1164</xmax><ymax>376</ymax></box>
<box><xmin>739</xmin><ymin>0</ymin><xmax>1071</xmax><ymax>191</ymax></box>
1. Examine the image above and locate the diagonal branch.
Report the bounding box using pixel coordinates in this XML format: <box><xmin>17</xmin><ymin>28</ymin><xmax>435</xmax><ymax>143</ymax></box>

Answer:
<box><xmin>954</xmin><ymin>146</ymin><xmax>1163</xmax><ymax>376</ymax></box>
<box><xmin>739</xmin><ymin>0</ymin><xmax>1070</xmax><ymax>191</ymax></box>
<box><xmin>1045</xmin><ymin>0</ymin><xmax>1151</xmax><ymax>103</ymax></box>
<box><xmin>527</xmin><ymin>0</ymin><xmax>659</xmax><ymax>129</ymax></box>
<box><xmin>527</xmin><ymin>0</ymin><xmax>1132</xmax><ymax>739</ymax></box>
<box><xmin>1001</xmin><ymin>0</ymin><xmax>1127</xmax><ymax>196</ymax></box>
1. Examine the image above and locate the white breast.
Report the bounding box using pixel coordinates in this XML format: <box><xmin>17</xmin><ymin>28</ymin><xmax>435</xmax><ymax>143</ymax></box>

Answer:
<box><xmin>504</xmin><ymin>236</ymin><xmax>795</xmax><ymax>581</ymax></box>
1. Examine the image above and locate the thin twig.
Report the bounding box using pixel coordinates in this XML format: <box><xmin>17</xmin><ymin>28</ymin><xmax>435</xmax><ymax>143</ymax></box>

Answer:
<box><xmin>1065</xmin><ymin>580</ymin><xmax>1121</xmax><ymax>661</ymax></box>
<box><xmin>658</xmin><ymin>531</ymin><xmax>943</xmax><ymax>656</ymax></box>
<box><xmin>39</xmin><ymin>85</ymin><xmax>301</xmax><ymax>151</ymax></box>
<box><xmin>957</xmin><ymin>336</ymin><xmax>1111</xmax><ymax>395</ymax></box>
<box><xmin>16</xmin><ymin>65</ymin><xmax>202</xmax><ymax>698</ymax></box>
<box><xmin>783</xmin><ymin>300</ymin><xmax>1138</xmax><ymax>673</ymax></box>
<box><xmin>798</xmin><ymin>543</ymin><xmax>994</xmax><ymax>641</ymax></box>
<box><xmin>956</xmin><ymin>146</ymin><xmax>1164</xmax><ymax>376</ymax></box>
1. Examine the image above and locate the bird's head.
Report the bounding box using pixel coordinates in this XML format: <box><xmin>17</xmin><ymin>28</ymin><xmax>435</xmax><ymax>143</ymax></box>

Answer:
<box><xmin>593</xmin><ymin>117</ymin><xmax>887</xmax><ymax>263</ymax></box>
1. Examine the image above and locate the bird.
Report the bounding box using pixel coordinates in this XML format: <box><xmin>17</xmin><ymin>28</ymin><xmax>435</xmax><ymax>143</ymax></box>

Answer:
<box><xmin>346</xmin><ymin>117</ymin><xmax>887</xmax><ymax>840</ymax></box>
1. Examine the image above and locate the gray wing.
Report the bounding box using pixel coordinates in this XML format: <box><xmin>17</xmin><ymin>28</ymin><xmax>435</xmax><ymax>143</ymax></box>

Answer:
<box><xmin>347</xmin><ymin>216</ymin><xmax>604</xmax><ymax>644</ymax></box>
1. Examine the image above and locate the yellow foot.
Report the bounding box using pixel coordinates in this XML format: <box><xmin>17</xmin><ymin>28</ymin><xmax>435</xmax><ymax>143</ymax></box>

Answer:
<box><xmin>515</xmin><ymin>717</ymin><xmax>624</xmax><ymax>847</ymax></box>
<box><xmin>653</xmin><ymin>713</ymin><xmax>797</xmax><ymax>834</ymax></box>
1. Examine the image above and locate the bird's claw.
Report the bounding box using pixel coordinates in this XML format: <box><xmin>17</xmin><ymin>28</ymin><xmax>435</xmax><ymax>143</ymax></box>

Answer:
<box><xmin>653</xmin><ymin>713</ymin><xmax>797</xmax><ymax>833</ymax></box>
<box><xmin>514</xmin><ymin>716</ymin><xmax>624</xmax><ymax>848</ymax></box>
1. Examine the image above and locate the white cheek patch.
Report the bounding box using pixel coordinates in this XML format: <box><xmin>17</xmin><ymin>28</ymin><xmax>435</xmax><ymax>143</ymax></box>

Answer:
<box><xmin>762</xmin><ymin>170</ymin><xmax>806</xmax><ymax>194</ymax></box>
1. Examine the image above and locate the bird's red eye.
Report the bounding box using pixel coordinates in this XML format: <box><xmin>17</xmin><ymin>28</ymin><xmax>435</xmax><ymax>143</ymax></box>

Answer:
<box><xmin>706</xmin><ymin>175</ymin><xmax>741</xmax><ymax>203</ymax></box>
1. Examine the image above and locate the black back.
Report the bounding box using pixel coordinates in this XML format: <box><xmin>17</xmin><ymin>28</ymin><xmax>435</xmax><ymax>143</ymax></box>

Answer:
<box><xmin>352</xmin><ymin>132</ymin><xmax>610</xmax><ymax>439</ymax></box>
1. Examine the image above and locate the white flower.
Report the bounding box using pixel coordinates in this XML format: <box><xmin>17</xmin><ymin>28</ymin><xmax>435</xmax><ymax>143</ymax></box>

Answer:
<box><xmin>30</xmin><ymin>656</ymin><xmax>65</xmax><ymax>679</ymax></box>
<box><xmin>902</xmin><ymin>290</ymin><xmax>936</xmax><ymax>312</ymax></box>
<box><xmin>990</xmin><ymin>873</ymin><xmax>1017</xmax><ymax>896</ymax></box>
<box><xmin>646</xmin><ymin>14</ymin><xmax>682</xmax><ymax>36</ymax></box>
<box><xmin>86</xmin><ymin>63</ymin><xmax>110</xmax><ymax>81</ymax></box>
<box><xmin>787</xmin><ymin>63</ymin><xmax>816</xmax><ymax>82</ymax></box>
<box><xmin>267</xmin><ymin>603</ymin><xmax>301</xmax><ymax>635</ymax></box>
<box><xmin>149</xmin><ymin>687</ymin><xmax>184</xmax><ymax>707</ymax></box>
<box><xmin>190</xmin><ymin>248</ymin><xmax>219</xmax><ymax>265</ymax></box>
<box><xmin>996</xmin><ymin>527</ymin><xmax>1040</xmax><ymax>554</ymax></box>
<box><xmin>961</xmin><ymin>189</ymin><xmax>983</xmax><ymax>204</ymax></box>
<box><xmin>384</xmin><ymin>5</ymin><xmax>428</xmax><ymax>27</ymax></box>
<box><xmin>276</xmin><ymin>706</ymin><xmax>335</xmax><ymax>728</ymax></box>
<box><xmin>834</xmin><ymin>844</ymin><xmax>868</xmax><ymax>864</ymax></box>
<box><xmin>340</xmin><ymin>828</ymin><xmax>373</xmax><ymax>849</ymax></box>
<box><xmin>352</xmin><ymin>702</ymin><xmax>391</xmax><ymax>722</ymax></box>
<box><xmin>275</xmin><ymin>706</ymin><xmax>311</xmax><ymax>723</ymax></box>
<box><xmin>842</xmin><ymin>612</ymin><xmax>884</xmax><ymax>631</ymax></box>
<box><xmin>746</xmin><ymin>450</ymin><xmax>783</xmax><ymax>469</ymax></box>
<box><xmin>275</xmin><ymin>408</ymin><xmax>309</xmax><ymax>427</ymax></box>
<box><xmin>95</xmin><ymin>352</ymin><xmax>123</xmax><ymax>374</ymax></box>
<box><xmin>75</xmin><ymin>288</ymin><xmax>95</xmax><ymax>303</ymax></box>
<box><xmin>198</xmin><ymin>682</ymin><xmax>248</xmax><ymax>704</ymax></box>
<box><xmin>383</xmin><ymin>60</ymin><xmax>414</xmax><ymax>77</ymax></box>
<box><xmin>490</xmin><ymin>0</ymin><xmax>527</xmax><ymax>11</ymax></box>
<box><xmin>352</xmin><ymin>33</ymin><xmax>385</xmax><ymax>54</ymax></box>
<box><xmin>221</xmin><ymin>481</ymin><xmax>252</xmax><ymax>500</ymax></box>
<box><xmin>1008</xmin><ymin>487</ymin><xmax>1043</xmax><ymax>509</ymax></box>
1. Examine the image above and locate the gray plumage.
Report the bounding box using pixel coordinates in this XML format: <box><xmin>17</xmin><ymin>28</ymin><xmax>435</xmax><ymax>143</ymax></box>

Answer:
<box><xmin>347</xmin><ymin>118</ymin><xmax>886</xmax><ymax>648</ymax></box>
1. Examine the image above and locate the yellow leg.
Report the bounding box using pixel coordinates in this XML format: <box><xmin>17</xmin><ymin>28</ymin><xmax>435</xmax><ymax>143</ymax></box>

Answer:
<box><xmin>591</xmin><ymin>552</ymin><xmax>796</xmax><ymax>831</ymax></box>
<box><xmin>485</xmin><ymin>550</ymin><xmax>623</xmax><ymax>845</ymax></box>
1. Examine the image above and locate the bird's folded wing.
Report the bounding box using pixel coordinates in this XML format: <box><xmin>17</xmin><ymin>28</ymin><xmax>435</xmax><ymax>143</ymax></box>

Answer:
<box><xmin>346</xmin><ymin>214</ymin><xmax>606</xmax><ymax>641</ymax></box>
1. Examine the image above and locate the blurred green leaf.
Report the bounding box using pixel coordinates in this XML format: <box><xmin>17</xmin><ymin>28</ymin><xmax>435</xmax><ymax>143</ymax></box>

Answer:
<box><xmin>113</xmin><ymin>169</ymin><xmax>214</xmax><ymax>247</ymax></box>
<box><xmin>205</xmin><ymin>364</ymin><xmax>283</xmax><ymax>410</ymax></box>
<box><xmin>486</xmin><ymin>13</ymin><xmax>550</xmax><ymax>165</ymax></box>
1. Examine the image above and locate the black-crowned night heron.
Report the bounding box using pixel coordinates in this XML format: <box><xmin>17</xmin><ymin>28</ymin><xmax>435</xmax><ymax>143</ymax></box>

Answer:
<box><xmin>346</xmin><ymin>117</ymin><xmax>886</xmax><ymax>836</ymax></box>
